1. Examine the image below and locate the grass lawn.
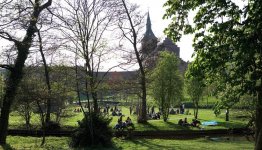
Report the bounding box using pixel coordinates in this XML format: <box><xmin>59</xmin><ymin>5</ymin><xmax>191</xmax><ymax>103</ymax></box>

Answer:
<box><xmin>0</xmin><ymin>136</ymin><xmax>254</xmax><ymax>150</ymax></box>
<box><xmin>8</xmin><ymin>105</ymin><xmax>249</xmax><ymax>131</ymax></box>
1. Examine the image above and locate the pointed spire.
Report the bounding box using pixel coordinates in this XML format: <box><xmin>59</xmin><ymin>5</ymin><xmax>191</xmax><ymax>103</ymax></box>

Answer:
<box><xmin>144</xmin><ymin>11</ymin><xmax>157</xmax><ymax>40</ymax></box>
<box><xmin>146</xmin><ymin>12</ymin><xmax>152</xmax><ymax>31</ymax></box>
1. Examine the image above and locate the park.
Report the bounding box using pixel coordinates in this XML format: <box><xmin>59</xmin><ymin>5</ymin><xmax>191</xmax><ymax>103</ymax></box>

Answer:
<box><xmin>0</xmin><ymin>0</ymin><xmax>261</xmax><ymax>150</ymax></box>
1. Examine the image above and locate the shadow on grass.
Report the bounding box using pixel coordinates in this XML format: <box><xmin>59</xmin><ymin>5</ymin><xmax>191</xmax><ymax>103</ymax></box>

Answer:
<box><xmin>217</xmin><ymin>121</ymin><xmax>246</xmax><ymax>129</ymax></box>
<box><xmin>0</xmin><ymin>144</ymin><xmax>14</xmax><ymax>150</ymax></box>
<box><xmin>71</xmin><ymin>141</ymin><xmax>123</xmax><ymax>150</ymax></box>
<box><xmin>165</xmin><ymin>121</ymin><xmax>191</xmax><ymax>130</ymax></box>
<box><xmin>138</xmin><ymin>122</ymin><xmax>160</xmax><ymax>131</ymax></box>
<box><xmin>129</xmin><ymin>138</ymin><xmax>182</xmax><ymax>149</ymax></box>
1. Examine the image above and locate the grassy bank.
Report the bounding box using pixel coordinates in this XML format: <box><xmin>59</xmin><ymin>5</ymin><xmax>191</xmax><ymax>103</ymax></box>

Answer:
<box><xmin>0</xmin><ymin>136</ymin><xmax>254</xmax><ymax>150</ymax></box>
<box><xmin>8</xmin><ymin>105</ymin><xmax>249</xmax><ymax>131</ymax></box>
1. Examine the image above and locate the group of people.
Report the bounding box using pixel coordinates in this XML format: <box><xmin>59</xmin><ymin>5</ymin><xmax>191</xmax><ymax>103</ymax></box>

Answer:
<box><xmin>178</xmin><ymin>117</ymin><xmax>201</xmax><ymax>128</ymax></box>
<box><xmin>111</xmin><ymin>106</ymin><xmax>123</xmax><ymax>116</ymax></box>
<box><xmin>73</xmin><ymin>108</ymin><xmax>82</xmax><ymax>113</ymax></box>
<box><xmin>148</xmin><ymin>112</ymin><xmax>161</xmax><ymax>120</ymax></box>
<box><xmin>114</xmin><ymin>115</ymin><xmax>134</xmax><ymax>130</ymax></box>
<box><xmin>112</xmin><ymin>110</ymin><xmax>122</xmax><ymax>116</ymax></box>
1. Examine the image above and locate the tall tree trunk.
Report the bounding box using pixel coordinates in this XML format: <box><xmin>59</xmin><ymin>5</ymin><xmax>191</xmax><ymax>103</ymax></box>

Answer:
<box><xmin>25</xmin><ymin>108</ymin><xmax>31</xmax><ymax>130</ymax></box>
<box><xmin>140</xmin><ymin>71</ymin><xmax>147</xmax><ymax>122</ymax></box>
<box><xmin>36</xmin><ymin>101</ymin><xmax>46</xmax><ymax>146</ymax></box>
<box><xmin>0</xmin><ymin>0</ymin><xmax>52</xmax><ymax>145</ymax></box>
<box><xmin>226</xmin><ymin>108</ymin><xmax>229</xmax><ymax>121</ymax></box>
<box><xmin>37</xmin><ymin>30</ymin><xmax>52</xmax><ymax>123</ymax></box>
<box><xmin>193</xmin><ymin>100</ymin><xmax>196</xmax><ymax>117</ymax></box>
<box><xmin>0</xmin><ymin>44</ymin><xmax>30</xmax><ymax>144</ymax></box>
<box><xmin>255</xmin><ymin>84</ymin><xmax>262</xmax><ymax>150</ymax></box>
<box><xmin>121</xmin><ymin>0</ymin><xmax>147</xmax><ymax>123</ymax></box>
<box><xmin>84</xmin><ymin>64</ymin><xmax>94</xmax><ymax>145</ymax></box>
<box><xmin>0</xmin><ymin>96</ymin><xmax>12</xmax><ymax>144</ymax></box>
<box><xmin>195</xmin><ymin>102</ymin><xmax>199</xmax><ymax>119</ymax></box>
<box><xmin>91</xmin><ymin>91</ymin><xmax>99</xmax><ymax>113</ymax></box>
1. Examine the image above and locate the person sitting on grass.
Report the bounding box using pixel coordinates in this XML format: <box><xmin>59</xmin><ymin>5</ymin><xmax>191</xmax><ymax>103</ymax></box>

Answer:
<box><xmin>112</xmin><ymin>110</ymin><xmax>117</xmax><ymax>116</ymax></box>
<box><xmin>114</xmin><ymin>116</ymin><xmax>123</xmax><ymax>130</ymax></box>
<box><xmin>151</xmin><ymin>112</ymin><xmax>161</xmax><ymax>120</ymax></box>
<box><xmin>113</xmin><ymin>122</ymin><xmax>121</xmax><ymax>130</ymax></box>
<box><xmin>114</xmin><ymin>115</ymin><xmax>124</xmax><ymax>130</ymax></box>
<box><xmin>178</xmin><ymin>119</ymin><xmax>183</xmax><ymax>126</ymax></box>
<box><xmin>126</xmin><ymin>117</ymin><xmax>132</xmax><ymax>126</ymax></box>
<box><xmin>183</xmin><ymin>117</ymin><xmax>189</xmax><ymax>126</ymax></box>
<box><xmin>156</xmin><ymin>112</ymin><xmax>161</xmax><ymax>119</ymax></box>
<box><xmin>191</xmin><ymin>119</ymin><xmax>201</xmax><ymax>128</ymax></box>
<box><xmin>125</xmin><ymin>117</ymin><xmax>135</xmax><ymax>130</ymax></box>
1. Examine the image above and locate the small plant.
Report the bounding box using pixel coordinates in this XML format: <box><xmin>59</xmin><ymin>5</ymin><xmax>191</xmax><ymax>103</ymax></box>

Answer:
<box><xmin>213</xmin><ymin>101</ymin><xmax>221</xmax><ymax>117</ymax></box>
<box><xmin>70</xmin><ymin>113</ymin><xmax>113</xmax><ymax>148</ymax></box>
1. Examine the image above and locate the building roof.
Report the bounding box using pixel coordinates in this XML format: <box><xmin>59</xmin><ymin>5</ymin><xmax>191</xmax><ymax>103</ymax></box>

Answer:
<box><xmin>156</xmin><ymin>37</ymin><xmax>180</xmax><ymax>57</ymax></box>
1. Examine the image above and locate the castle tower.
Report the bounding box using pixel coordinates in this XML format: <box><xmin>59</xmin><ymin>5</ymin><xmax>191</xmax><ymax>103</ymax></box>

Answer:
<box><xmin>141</xmin><ymin>12</ymin><xmax>158</xmax><ymax>57</ymax></box>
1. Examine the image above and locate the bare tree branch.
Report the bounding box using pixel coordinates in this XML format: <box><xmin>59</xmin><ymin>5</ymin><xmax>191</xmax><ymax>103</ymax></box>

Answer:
<box><xmin>0</xmin><ymin>64</ymin><xmax>13</xmax><ymax>71</ymax></box>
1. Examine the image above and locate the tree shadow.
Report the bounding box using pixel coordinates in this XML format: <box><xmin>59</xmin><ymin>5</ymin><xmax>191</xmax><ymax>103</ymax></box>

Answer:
<box><xmin>216</xmin><ymin>121</ymin><xmax>246</xmax><ymax>129</ymax></box>
<box><xmin>0</xmin><ymin>144</ymin><xmax>14</xmax><ymax>150</ymax></box>
<box><xmin>129</xmin><ymin>138</ymin><xmax>182</xmax><ymax>149</ymax></box>
<box><xmin>165</xmin><ymin>121</ymin><xmax>190</xmax><ymax>130</ymax></box>
<box><xmin>138</xmin><ymin>122</ymin><xmax>160</xmax><ymax>131</ymax></box>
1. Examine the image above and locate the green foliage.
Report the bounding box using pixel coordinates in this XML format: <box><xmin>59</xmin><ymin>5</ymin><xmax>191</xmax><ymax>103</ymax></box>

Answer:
<box><xmin>164</xmin><ymin>0</ymin><xmax>262</xmax><ymax>99</ymax></box>
<box><xmin>213</xmin><ymin>101</ymin><xmax>222</xmax><ymax>117</ymax></box>
<box><xmin>164</xmin><ymin>1</ymin><xmax>262</xmax><ymax>146</ymax></box>
<box><xmin>70</xmin><ymin>113</ymin><xmax>113</xmax><ymax>148</ymax></box>
<box><xmin>150</xmin><ymin>51</ymin><xmax>183</xmax><ymax>121</ymax></box>
<box><xmin>185</xmin><ymin>61</ymin><xmax>205</xmax><ymax>119</ymax></box>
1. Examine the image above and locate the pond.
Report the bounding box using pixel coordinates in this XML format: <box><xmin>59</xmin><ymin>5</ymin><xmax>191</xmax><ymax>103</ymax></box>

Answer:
<box><xmin>207</xmin><ymin>135</ymin><xmax>254</xmax><ymax>142</ymax></box>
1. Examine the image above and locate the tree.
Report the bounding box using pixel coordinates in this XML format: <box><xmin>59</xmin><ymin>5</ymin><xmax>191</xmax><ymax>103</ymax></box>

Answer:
<box><xmin>0</xmin><ymin>0</ymin><xmax>52</xmax><ymax>145</ymax></box>
<box><xmin>119</xmin><ymin>0</ymin><xmax>148</xmax><ymax>123</ymax></box>
<box><xmin>53</xmin><ymin>1</ymin><xmax>121</xmax><ymax>145</ymax></box>
<box><xmin>0</xmin><ymin>73</ymin><xmax>5</xmax><ymax>109</ymax></box>
<box><xmin>37</xmin><ymin>29</ymin><xmax>52</xmax><ymax>124</ymax></box>
<box><xmin>164</xmin><ymin>0</ymin><xmax>262</xmax><ymax>149</ymax></box>
<box><xmin>211</xmin><ymin>74</ymin><xmax>242</xmax><ymax>121</ymax></box>
<box><xmin>55</xmin><ymin>0</ymin><xmax>121</xmax><ymax>114</ymax></box>
<box><xmin>185</xmin><ymin>61</ymin><xmax>205</xmax><ymax>119</ymax></box>
<box><xmin>14</xmin><ymin>75</ymin><xmax>37</xmax><ymax>130</ymax></box>
<box><xmin>151</xmin><ymin>51</ymin><xmax>183</xmax><ymax>122</ymax></box>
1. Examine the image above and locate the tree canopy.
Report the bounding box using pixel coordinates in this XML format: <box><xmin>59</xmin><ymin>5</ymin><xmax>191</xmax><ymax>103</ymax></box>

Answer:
<box><xmin>185</xmin><ymin>60</ymin><xmax>205</xmax><ymax>119</ymax></box>
<box><xmin>151</xmin><ymin>51</ymin><xmax>183</xmax><ymax>121</ymax></box>
<box><xmin>164</xmin><ymin>0</ymin><xmax>262</xmax><ymax>149</ymax></box>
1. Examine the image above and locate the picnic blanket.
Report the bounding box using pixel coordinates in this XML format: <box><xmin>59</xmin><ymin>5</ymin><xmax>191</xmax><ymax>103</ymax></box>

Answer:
<box><xmin>201</xmin><ymin>121</ymin><xmax>218</xmax><ymax>126</ymax></box>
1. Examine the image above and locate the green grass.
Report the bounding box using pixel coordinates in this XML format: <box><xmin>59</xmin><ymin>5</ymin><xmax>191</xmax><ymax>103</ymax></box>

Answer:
<box><xmin>1</xmin><ymin>136</ymin><xmax>70</xmax><ymax>150</ymax></box>
<box><xmin>95</xmin><ymin>107</ymin><xmax>248</xmax><ymax>130</ymax></box>
<box><xmin>0</xmin><ymin>136</ymin><xmax>254</xmax><ymax>150</ymax></box>
<box><xmin>113</xmin><ymin>137</ymin><xmax>254</xmax><ymax>150</ymax></box>
<box><xmin>8</xmin><ymin>105</ymin><xmax>249</xmax><ymax>131</ymax></box>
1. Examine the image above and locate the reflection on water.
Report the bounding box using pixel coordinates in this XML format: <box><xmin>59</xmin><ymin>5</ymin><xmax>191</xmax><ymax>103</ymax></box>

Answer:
<box><xmin>208</xmin><ymin>135</ymin><xmax>254</xmax><ymax>142</ymax></box>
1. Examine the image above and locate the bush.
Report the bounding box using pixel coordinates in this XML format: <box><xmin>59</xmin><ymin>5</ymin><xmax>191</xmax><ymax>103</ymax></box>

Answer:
<box><xmin>45</xmin><ymin>121</ymin><xmax>61</xmax><ymax>130</ymax></box>
<box><xmin>70</xmin><ymin>112</ymin><xmax>113</xmax><ymax>148</ymax></box>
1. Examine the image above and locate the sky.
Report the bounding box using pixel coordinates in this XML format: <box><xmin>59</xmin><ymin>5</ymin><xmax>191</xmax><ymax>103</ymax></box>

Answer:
<box><xmin>0</xmin><ymin>0</ymin><xmax>194</xmax><ymax>71</ymax></box>
<box><xmin>132</xmin><ymin>0</ymin><xmax>194</xmax><ymax>62</ymax></box>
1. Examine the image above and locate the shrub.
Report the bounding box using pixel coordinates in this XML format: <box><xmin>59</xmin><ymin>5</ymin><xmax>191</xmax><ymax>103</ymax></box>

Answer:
<box><xmin>70</xmin><ymin>112</ymin><xmax>113</xmax><ymax>148</ymax></box>
<box><xmin>45</xmin><ymin>121</ymin><xmax>61</xmax><ymax>130</ymax></box>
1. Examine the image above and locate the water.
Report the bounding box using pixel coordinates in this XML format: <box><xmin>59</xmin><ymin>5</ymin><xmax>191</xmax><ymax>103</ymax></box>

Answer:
<box><xmin>207</xmin><ymin>135</ymin><xmax>254</xmax><ymax>142</ymax></box>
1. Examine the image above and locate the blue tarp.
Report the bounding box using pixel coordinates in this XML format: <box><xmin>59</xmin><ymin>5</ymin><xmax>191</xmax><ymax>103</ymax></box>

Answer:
<box><xmin>201</xmin><ymin>121</ymin><xmax>218</xmax><ymax>126</ymax></box>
